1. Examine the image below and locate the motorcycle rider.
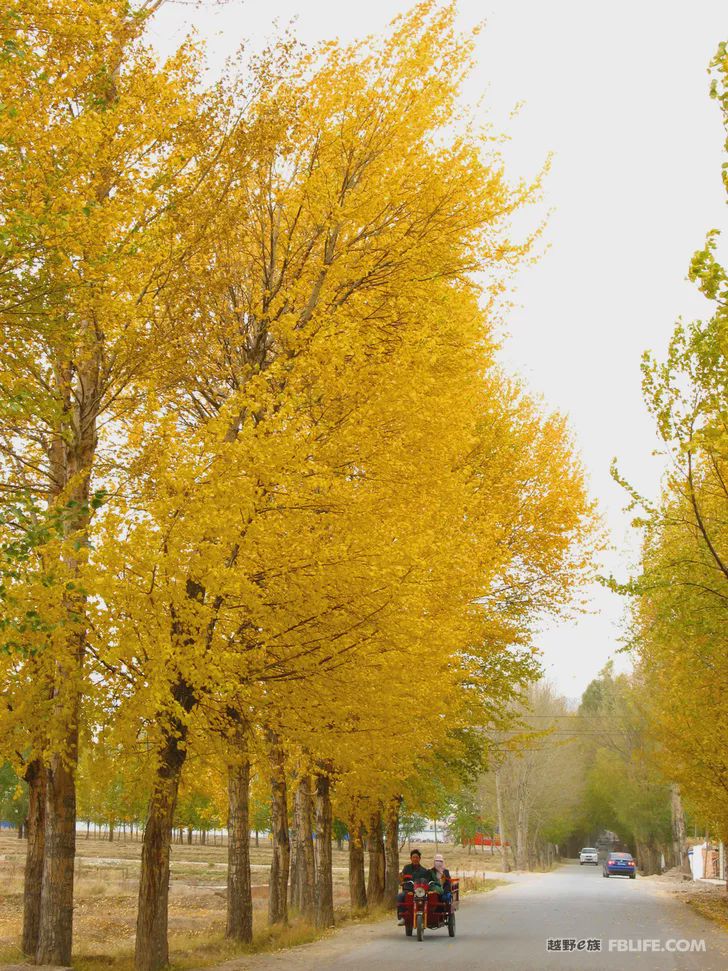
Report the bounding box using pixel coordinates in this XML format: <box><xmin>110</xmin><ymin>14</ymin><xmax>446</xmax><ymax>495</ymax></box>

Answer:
<box><xmin>401</xmin><ymin>848</ymin><xmax>432</xmax><ymax>882</ymax></box>
<box><xmin>397</xmin><ymin>848</ymin><xmax>433</xmax><ymax>922</ymax></box>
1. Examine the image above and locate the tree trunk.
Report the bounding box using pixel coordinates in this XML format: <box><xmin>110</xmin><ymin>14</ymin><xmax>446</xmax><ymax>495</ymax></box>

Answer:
<box><xmin>384</xmin><ymin>797</ymin><xmax>401</xmax><ymax>908</ymax></box>
<box><xmin>36</xmin><ymin>352</ymin><xmax>100</xmax><ymax>966</ymax></box>
<box><xmin>288</xmin><ymin>776</ymin><xmax>302</xmax><ymax>911</ymax></box>
<box><xmin>135</xmin><ymin>679</ymin><xmax>193</xmax><ymax>971</ymax></box>
<box><xmin>135</xmin><ymin>750</ymin><xmax>185</xmax><ymax>971</ymax></box>
<box><xmin>36</xmin><ymin>736</ymin><xmax>78</xmax><ymax>965</ymax></box>
<box><xmin>291</xmin><ymin>775</ymin><xmax>316</xmax><ymax>920</ymax></box>
<box><xmin>348</xmin><ymin>819</ymin><xmax>367</xmax><ymax>912</ymax></box>
<box><xmin>515</xmin><ymin>785</ymin><xmax>528</xmax><ymax>871</ymax></box>
<box><xmin>289</xmin><ymin>802</ymin><xmax>300</xmax><ymax>912</ymax></box>
<box><xmin>635</xmin><ymin>840</ymin><xmax>659</xmax><ymax>876</ymax></box>
<box><xmin>671</xmin><ymin>783</ymin><xmax>691</xmax><ymax>875</ymax></box>
<box><xmin>314</xmin><ymin>771</ymin><xmax>334</xmax><ymax>928</ymax></box>
<box><xmin>226</xmin><ymin>746</ymin><xmax>252</xmax><ymax>943</ymax></box>
<box><xmin>495</xmin><ymin>768</ymin><xmax>510</xmax><ymax>872</ymax></box>
<box><xmin>267</xmin><ymin>733</ymin><xmax>290</xmax><ymax>925</ymax></box>
<box><xmin>367</xmin><ymin>810</ymin><xmax>386</xmax><ymax>907</ymax></box>
<box><xmin>21</xmin><ymin>760</ymin><xmax>45</xmax><ymax>957</ymax></box>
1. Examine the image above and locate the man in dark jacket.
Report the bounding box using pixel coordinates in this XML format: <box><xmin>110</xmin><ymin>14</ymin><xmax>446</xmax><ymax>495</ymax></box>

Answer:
<box><xmin>397</xmin><ymin>849</ymin><xmax>433</xmax><ymax>922</ymax></box>
<box><xmin>401</xmin><ymin>848</ymin><xmax>432</xmax><ymax>882</ymax></box>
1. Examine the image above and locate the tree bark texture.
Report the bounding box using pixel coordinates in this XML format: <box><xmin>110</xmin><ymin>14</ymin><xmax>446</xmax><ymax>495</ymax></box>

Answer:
<box><xmin>636</xmin><ymin>840</ymin><xmax>660</xmax><ymax>876</ymax></box>
<box><xmin>226</xmin><ymin>747</ymin><xmax>252</xmax><ymax>943</ymax></box>
<box><xmin>291</xmin><ymin>775</ymin><xmax>316</xmax><ymax>920</ymax></box>
<box><xmin>367</xmin><ymin>810</ymin><xmax>386</xmax><ymax>907</ymax></box>
<box><xmin>267</xmin><ymin>734</ymin><xmax>290</xmax><ymax>925</ymax></box>
<box><xmin>495</xmin><ymin>768</ymin><xmax>510</xmax><ymax>872</ymax></box>
<box><xmin>289</xmin><ymin>815</ymin><xmax>300</xmax><ymax>911</ymax></box>
<box><xmin>134</xmin><ymin>680</ymin><xmax>194</xmax><ymax>971</ymax></box>
<box><xmin>36</xmin><ymin>726</ymin><xmax>79</xmax><ymax>965</ymax></box>
<box><xmin>348</xmin><ymin>818</ymin><xmax>367</xmax><ymax>911</ymax></box>
<box><xmin>21</xmin><ymin>760</ymin><xmax>46</xmax><ymax>957</ymax></box>
<box><xmin>36</xmin><ymin>340</ymin><xmax>99</xmax><ymax>966</ymax></box>
<box><xmin>515</xmin><ymin>782</ymin><xmax>528</xmax><ymax>870</ymax></box>
<box><xmin>384</xmin><ymin>797</ymin><xmax>401</xmax><ymax>908</ymax></box>
<box><xmin>671</xmin><ymin>783</ymin><xmax>691</xmax><ymax>875</ymax></box>
<box><xmin>314</xmin><ymin>772</ymin><xmax>334</xmax><ymax>928</ymax></box>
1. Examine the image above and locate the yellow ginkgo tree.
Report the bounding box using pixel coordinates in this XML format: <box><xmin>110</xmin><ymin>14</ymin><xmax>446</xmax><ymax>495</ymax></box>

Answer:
<box><xmin>0</xmin><ymin>4</ymin><xmax>598</xmax><ymax>970</ymax></box>
<box><xmin>0</xmin><ymin>0</ymin><xmax>234</xmax><ymax>963</ymax></box>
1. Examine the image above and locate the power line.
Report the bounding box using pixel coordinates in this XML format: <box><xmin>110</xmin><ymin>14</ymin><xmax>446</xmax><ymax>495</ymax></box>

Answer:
<box><xmin>494</xmin><ymin>730</ymin><xmax>631</xmax><ymax>736</ymax></box>
<box><xmin>508</xmin><ymin>714</ymin><xmax>628</xmax><ymax>720</ymax></box>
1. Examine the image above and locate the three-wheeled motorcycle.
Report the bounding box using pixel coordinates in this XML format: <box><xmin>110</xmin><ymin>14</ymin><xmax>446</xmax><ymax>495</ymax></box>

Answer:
<box><xmin>398</xmin><ymin>876</ymin><xmax>459</xmax><ymax>941</ymax></box>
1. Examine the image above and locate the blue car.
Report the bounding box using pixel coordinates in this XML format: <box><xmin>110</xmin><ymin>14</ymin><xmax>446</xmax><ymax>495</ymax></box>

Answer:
<box><xmin>603</xmin><ymin>852</ymin><xmax>636</xmax><ymax>878</ymax></box>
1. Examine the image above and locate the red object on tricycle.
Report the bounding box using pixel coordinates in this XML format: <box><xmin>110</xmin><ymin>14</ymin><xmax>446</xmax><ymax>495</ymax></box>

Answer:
<box><xmin>398</xmin><ymin>877</ymin><xmax>459</xmax><ymax>941</ymax></box>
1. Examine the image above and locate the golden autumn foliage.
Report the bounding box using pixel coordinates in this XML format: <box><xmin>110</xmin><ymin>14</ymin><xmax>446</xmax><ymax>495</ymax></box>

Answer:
<box><xmin>0</xmin><ymin>3</ymin><xmax>596</xmax><ymax>968</ymax></box>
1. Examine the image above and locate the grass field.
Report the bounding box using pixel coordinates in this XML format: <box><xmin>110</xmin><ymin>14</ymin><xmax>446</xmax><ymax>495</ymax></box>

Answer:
<box><xmin>0</xmin><ymin>832</ymin><xmax>505</xmax><ymax>970</ymax></box>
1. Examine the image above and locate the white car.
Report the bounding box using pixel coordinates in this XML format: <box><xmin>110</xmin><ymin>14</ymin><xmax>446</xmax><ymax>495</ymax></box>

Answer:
<box><xmin>579</xmin><ymin>847</ymin><xmax>598</xmax><ymax>865</ymax></box>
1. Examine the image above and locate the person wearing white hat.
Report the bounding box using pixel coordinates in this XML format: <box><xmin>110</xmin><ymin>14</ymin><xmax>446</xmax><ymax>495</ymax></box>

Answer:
<box><xmin>432</xmin><ymin>852</ymin><xmax>452</xmax><ymax>900</ymax></box>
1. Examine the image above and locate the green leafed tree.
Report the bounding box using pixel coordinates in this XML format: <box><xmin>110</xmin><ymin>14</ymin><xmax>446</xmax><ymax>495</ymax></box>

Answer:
<box><xmin>618</xmin><ymin>42</ymin><xmax>728</xmax><ymax>846</ymax></box>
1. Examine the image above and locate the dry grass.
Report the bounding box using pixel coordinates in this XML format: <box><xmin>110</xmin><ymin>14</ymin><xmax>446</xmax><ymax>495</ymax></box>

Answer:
<box><xmin>684</xmin><ymin>891</ymin><xmax>728</xmax><ymax>932</ymax></box>
<box><xmin>0</xmin><ymin>919</ymin><xmax>325</xmax><ymax>971</ymax></box>
<box><xmin>0</xmin><ymin>834</ymin><xmax>505</xmax><ymax>969</ymax></box>
<box><xmin>458</xmin><ymin>876</ymin><xmax>507</xmax><ymax>895</ymax></box>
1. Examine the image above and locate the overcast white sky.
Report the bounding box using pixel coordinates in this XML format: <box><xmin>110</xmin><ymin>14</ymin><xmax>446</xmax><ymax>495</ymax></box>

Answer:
<box><xmin>151</xmin><ymin>1</ymin><xmax>727</xmax><ymax>699</ymax></box>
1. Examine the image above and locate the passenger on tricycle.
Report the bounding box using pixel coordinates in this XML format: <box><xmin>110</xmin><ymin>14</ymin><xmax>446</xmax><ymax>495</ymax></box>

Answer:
<box><xmin>396</xmin><ymin>850</ymin><xmax>458</xmax><ymax>941</ymax></box>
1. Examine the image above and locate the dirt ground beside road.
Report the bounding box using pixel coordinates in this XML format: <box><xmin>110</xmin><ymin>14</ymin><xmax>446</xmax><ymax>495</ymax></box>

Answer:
<box><xmin>0</xmin><ymin>833</ymin><xmax>504</xmax><ymax>970</ymax></box>
<box><xmin>643</xmin><ymin>866</ymin><xmax>728</xmax><ymax>932</ymax></box>
<box><xmin>0</xmin><ymin>832</ymin><xmax>342</xmax><ymax>970</ymax></box>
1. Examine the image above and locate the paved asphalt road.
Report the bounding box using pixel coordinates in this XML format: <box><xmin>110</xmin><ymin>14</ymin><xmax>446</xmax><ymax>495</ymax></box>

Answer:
<box><xmin>232</xmin><ymin>862</ymin><xmax>728</xmax><ymax>971</ymax></box>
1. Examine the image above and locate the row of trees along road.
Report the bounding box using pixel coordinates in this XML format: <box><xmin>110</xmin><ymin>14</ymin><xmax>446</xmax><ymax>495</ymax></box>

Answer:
<box><xmin>463</xmin><ymin>672</ymin><xmax>689</xmax><ymax>879</ymax></box>
<box><xmin>482</xmin><ymin>683</ymin><xmax>586</xmax><ymax>872</ymax></box>
<box><xmin>612</xmin><ymin>41</ymin><xmax>728</xmax><ymax>877</ymax></box>
<box><xmin>469</xmin><ymin>46</ymin><xmax>728</xmax><ymax>883</ymax></box>
<box><xmin>572</xmin><ymin>665</ymin><xmax>677</xmax><ymax>876</ymax></box>
<box><xmin>0</xmin><ymin>2</ymin><xmax>596</xmax><ymax>968</ymax></box>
